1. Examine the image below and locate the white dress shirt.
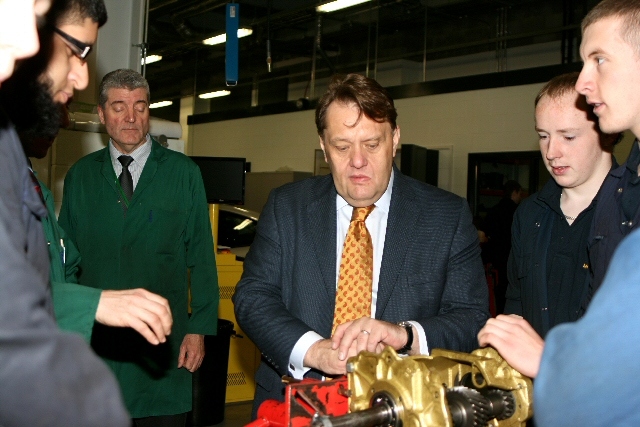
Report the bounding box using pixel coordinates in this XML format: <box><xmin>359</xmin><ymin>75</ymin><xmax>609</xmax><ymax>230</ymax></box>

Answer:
<box><xmin>109</xmin><ymin>134</ymin><xmax>152</xmax><ymax>191</ymax></box>
<box><xmin>288</xmin><ymin>170</ymin><xmax>428</xmax><ymax>378</ymax></box>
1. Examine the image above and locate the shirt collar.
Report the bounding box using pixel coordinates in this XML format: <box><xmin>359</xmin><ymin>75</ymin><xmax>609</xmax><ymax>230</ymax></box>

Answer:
<box><xmin>108</xmin><ymin>134</ymin><xmax>152</xmax><ymax>163</ymax></box>
<box><xmin>335</xmin><ymin>168</ymin><xmax>394</xmax><ymax>213</ymax></box>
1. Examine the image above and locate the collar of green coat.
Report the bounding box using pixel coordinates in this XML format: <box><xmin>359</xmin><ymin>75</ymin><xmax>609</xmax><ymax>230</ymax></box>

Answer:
<box><xmin>96</xmin><ymin>136</ymin><xmax>168</xmax><ymax>164</ymax></box>
<box><xmin>97</xmin><ymin>136</ymin><xmax>167</xmax><ymax>204</ymax></box>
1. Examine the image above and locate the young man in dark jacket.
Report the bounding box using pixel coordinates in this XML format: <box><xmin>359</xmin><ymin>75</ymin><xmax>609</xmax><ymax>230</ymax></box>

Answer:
<box><xmin>478</xmin><ymin>72</ymin><xmax>618</xmax><ymax>378</ymax></box>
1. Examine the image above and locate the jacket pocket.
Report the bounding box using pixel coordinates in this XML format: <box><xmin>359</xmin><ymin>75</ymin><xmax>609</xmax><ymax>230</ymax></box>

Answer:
<box><xmin>145</xmin><ymin>206</ymin><xmax>187</xmax><ymax>254</ymax></box>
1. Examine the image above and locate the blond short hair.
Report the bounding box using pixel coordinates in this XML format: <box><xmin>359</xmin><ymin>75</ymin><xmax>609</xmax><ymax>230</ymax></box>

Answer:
<box><xmin>582</xmin><ymin>0</ymin><xmax>640</xmax><ymax>57</ymax></box>
<box><xmin>534</xmin><ymin>72</ymin><xmax>581</xmax><ymax>107</ymax></box>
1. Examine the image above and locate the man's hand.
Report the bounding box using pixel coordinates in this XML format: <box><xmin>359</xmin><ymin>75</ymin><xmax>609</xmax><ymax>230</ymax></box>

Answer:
<box><xmin>477</xmin><ymin>314</ymin><xmax>544</xmax><ymax>378</ymax></box>
<box><xmin>95</xmin><ymin>288</ymin><xmax>172</xmax><ymax>345</ymax></box>
<box><xmin>331</xmin><ymin>318</ymin><xmax>415</xmax><ymax>361</ymax></box>
<box><xmin>178</xmin><ymin>334</ymin><xmax>205</xmax><ymax>372</ymax></box>
<box><xmin>303</xmin><ymin>338</ymin><xmax>355</xmax><ymax>376</ymax></box>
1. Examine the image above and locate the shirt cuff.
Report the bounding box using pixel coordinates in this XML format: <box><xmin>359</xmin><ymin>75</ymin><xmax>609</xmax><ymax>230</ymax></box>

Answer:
<box><xmin>289</xmin><ymin>331</ymin><xmax>324</xmax><ymax>379</ymax></box>
<box><xmin>407</xmin><ymin>320</ymin><xmax>429</xmax><ymax>355</ymax></box>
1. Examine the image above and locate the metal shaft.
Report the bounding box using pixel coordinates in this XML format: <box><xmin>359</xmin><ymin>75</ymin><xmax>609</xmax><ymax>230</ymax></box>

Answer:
<box><xmin>311</xmin><ymin>404</ymin><xmax>394</xmax><ymax>427</ymax></box>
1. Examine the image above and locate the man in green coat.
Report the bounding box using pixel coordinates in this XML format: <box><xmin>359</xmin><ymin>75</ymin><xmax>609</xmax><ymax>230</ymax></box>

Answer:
<box><xmin>41</xmin><ymin>158</ymin><xmax>173</xmax><ymax>343</ymax></box>
<box><xmin>59</xmin><ymin>68</ymin><xmax>219</xmax><ymax>427</ymax></box>
<box><xmin>1</xmin><ymin>0</ymin><xmax>174</xmax><ymax>346</ymax></box>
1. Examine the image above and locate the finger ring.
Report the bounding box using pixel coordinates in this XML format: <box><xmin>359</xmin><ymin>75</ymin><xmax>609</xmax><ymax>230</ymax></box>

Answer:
<box><xmin>361</xmin><ymin>330</ymin><xmax>370</xmax><ymax>335</ymax></box>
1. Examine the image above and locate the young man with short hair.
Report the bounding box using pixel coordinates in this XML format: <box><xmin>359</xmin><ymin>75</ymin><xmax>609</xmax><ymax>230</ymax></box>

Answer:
<box><xmin>482</xmin><ymin>1</ymin><xmax>640</xmax><ymax>425</ymax></box>
<box><xmin>478</xmin><ymin>72</ymin><xmax>617</xmax><ymax>378</ymax></box>
<box><xmin>0</xmin><ymin>0</ymin><xmax>173</xmax><ymax>347</ymax></box>
<box><xmin>532</xmin><ymin>1</ymin><xmax>640</xmax><ymax>424</ymax></box>
<box><xmin>0</xmin><ymin>1</ymin><xmax>130</xmax><ymax>425</ymax></box>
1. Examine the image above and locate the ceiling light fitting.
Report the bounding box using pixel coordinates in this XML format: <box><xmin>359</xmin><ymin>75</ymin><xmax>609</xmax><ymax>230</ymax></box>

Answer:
<box><xmin>202</xmin><ymin>28</ymin><xmax>253</xmax><ymax>46</ymax></box>
<box><xmin>316</xmin><ymin>0</ymin><xmax>371</xmax><ymax>13</ymax></box>
<box><xmin>149</xmin><ymin>100</ymin><xmax>173</xmax><ymax>108</ymax></box>
<box><xmin>198</xmin><ymin>90</ymin><xmax>231</xmax><ymax>99</ymax></box>
<box><xmin>141</xmin><ymin>54</ymin><xmax>162</xmax><ymax>65</ymax></box>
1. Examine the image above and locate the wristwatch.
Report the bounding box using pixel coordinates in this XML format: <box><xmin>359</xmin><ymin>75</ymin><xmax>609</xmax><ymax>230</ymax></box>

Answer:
<box><xmin>396</xmin><ymin>321</ymin><xmax>413</xmax><ymax>354</ymax></box>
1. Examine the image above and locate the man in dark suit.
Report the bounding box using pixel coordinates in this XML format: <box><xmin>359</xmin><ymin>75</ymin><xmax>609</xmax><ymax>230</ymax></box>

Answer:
<box><xmin>233</xmin><ymin>73</ymin><xmax>489</xmax><ymax>415</ymax></box>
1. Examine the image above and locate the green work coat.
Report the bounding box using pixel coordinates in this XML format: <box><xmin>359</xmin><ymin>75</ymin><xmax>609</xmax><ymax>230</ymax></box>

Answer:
<box><xmin>59</xmin><ymin>139</ymin><xmax>219</xmax><ymax>418</ymax></box>
<box><xmin>38</xmin><ymin>178</ymin><xmax>101</xmax><ymax>342</ymax></box>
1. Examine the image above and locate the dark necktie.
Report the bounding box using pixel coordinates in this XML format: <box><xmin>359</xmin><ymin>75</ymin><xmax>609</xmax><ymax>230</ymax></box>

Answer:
<box><xmin>118</xmin><ymin>155</ymin><xmax>134</xmax><ymax>202</ymax></box>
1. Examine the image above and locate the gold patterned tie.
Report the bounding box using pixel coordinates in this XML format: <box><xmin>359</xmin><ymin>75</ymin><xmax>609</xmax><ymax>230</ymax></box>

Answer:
<box><xmin>332</xmin><ymin>205</ymin><xmax>375</xmax><ymax>335</ymax></box>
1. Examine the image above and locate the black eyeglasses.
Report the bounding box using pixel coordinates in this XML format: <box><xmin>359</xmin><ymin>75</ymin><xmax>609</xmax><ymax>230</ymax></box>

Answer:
<box><xmin>53</xmin><ymin>27</ymin><xmax>92</xmax><ymax>60</ymax></box>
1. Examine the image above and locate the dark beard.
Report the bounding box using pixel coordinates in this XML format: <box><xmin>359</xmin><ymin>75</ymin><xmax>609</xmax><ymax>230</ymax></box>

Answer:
<box><xmin>0</xmin><ymin>75</ymin><xmax>62</xmax><ymax>142</ymax></box>
<box><xmin>0</xmin><ymin>25</ymin><xmax>61</xmax><ymax>143</ymax></box>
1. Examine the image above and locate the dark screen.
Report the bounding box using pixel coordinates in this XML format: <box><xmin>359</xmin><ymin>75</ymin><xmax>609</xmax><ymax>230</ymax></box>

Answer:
<box><xmin>190</xmin><ymin>156</ymin><xmax>246</xmax><ymax>204</ymax></box>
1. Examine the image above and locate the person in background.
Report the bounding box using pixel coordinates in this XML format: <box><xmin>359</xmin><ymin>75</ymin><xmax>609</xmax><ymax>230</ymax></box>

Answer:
<box><xmin>233</xmin><ymin>73</ymin><xmax>489</xmax><ymax>416</ymax></box>
<box><xmin>532</xmin><ymin>0</ymin><xmax>640</xmax><ymax>424</ymax></box>
<box><xmin>583</xmin><ymin>2</ymin><xmax>640</xmax><ymax>301</ymax></box>
<box><xmin>478</xmin><ymin>72</ymin><xmax>617</xmax><ymax>378</ymax></box>
<box><xmin>483</xmin><ymin>179</ymin><xmax>522</xmax><ymax>314</ymax></box>
<box><xmin>59</xmin><ymin>68</ymin><xmax>219</xmax><ymax>427</ymax></box>
<box><xmin>0</xmin><ymin>0</ymin><xmax>129</xmax><ymax>425</ymax></box>
<box><xmin>0</xmin><ymin>0</ymin><xmax>173</xmax><ymax>345</ymax></box>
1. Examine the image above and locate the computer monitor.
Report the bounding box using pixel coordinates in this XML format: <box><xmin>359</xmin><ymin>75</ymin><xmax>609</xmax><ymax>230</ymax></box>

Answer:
<box><xmin>190</xmin><ymin>156</ymin><xmax>246</xmax><ymax>204</ymax></box>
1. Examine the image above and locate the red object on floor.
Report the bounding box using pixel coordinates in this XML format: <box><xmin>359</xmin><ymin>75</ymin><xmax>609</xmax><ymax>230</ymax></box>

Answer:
<box><xmin>245</xmin><ymin>377</ymin><xmax>349</xmax><ymax>427</ymax></box>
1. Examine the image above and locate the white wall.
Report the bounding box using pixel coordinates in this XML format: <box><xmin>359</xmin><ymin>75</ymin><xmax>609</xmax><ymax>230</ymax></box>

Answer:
<box><xmin>190</xmin><ymin>109</ymin><xmax>319</xmax><ymax>172</ymax></box>
<box><xmin>189</xmin><ymin>82</ymin><xmax>636</xmax><ymax>198</ymax></box>
<box><xmin>190</xmin><ymin>83</ymin><xmax>545</xmax><ymax>198</ymax></box>
<box><xmin>42</xmin><ymin>82</ymin><xmax>635</xmax><ymax>206</ymax></box>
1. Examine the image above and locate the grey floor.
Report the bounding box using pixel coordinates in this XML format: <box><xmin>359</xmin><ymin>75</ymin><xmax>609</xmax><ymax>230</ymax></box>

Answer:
<box><xmin>202</xmin><ymin>401</ymin><xmax>253</xmax><ymax>427</ymax></box>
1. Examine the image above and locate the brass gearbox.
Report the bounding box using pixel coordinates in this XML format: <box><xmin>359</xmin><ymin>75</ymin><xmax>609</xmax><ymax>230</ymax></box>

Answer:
<box><xmin>312</xmin><ymin>347</ymin><xmax>533</xmax><ymax>427</ymax></box>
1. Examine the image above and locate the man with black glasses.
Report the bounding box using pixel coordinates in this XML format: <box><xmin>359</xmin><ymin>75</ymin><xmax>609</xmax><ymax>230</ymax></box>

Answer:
<box><xmin>1</xmin><ymin>0</ymin><xmax>174</xmax><ymax>347</ymax></box>
<box><xmin>0</xmin><ymin>0</ymin><xmax>131</xmax><ymax>425</ymax></box>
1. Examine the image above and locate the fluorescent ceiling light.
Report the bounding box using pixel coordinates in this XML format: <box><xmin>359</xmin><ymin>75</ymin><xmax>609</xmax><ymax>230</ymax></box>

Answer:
<box><xmin>149</xmin><ymin>100</ymin><xmax>173</xmax><ymax>109</ymax></box>
<box><xmin>237</xmin><ymin>28</ymin><xmax>253</xmax><ymax>38</ymax></box>
<box><xmin>316</xmin><ymin>0</ymin><xmax>371</xmax><ymax>13</ymax></box>
<box><xmin>198</xmin><ymin>90</ymin><xmax>231</xmax><ymax>99</ymax></box>
<box><xmin>141</xmin><ymin>54</ymin><xmax>162</xmax><ymax>65</ymax></box>
<box><xmin>202</xmin><ymin>28</ymin><xmax>253</xmax><ymax>46</ymax></box>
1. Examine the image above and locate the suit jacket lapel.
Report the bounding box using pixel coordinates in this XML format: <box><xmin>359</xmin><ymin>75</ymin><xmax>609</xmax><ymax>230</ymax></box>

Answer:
<box><xmin>376</xmin><ymin>171</ymin><xmax>419</xmax><ymax>318</ymax></box>
<box><xmin>307</xmin><ymin>176</ymin><xmax>338</xmax><ymax>301</ymax></box>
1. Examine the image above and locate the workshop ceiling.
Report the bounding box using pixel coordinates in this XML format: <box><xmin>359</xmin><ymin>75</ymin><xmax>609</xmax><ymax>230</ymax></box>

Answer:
<box><xmin>145</xmin><ymin>0</ymin><xmax>595</xmax><ymax>108</ymax></box>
